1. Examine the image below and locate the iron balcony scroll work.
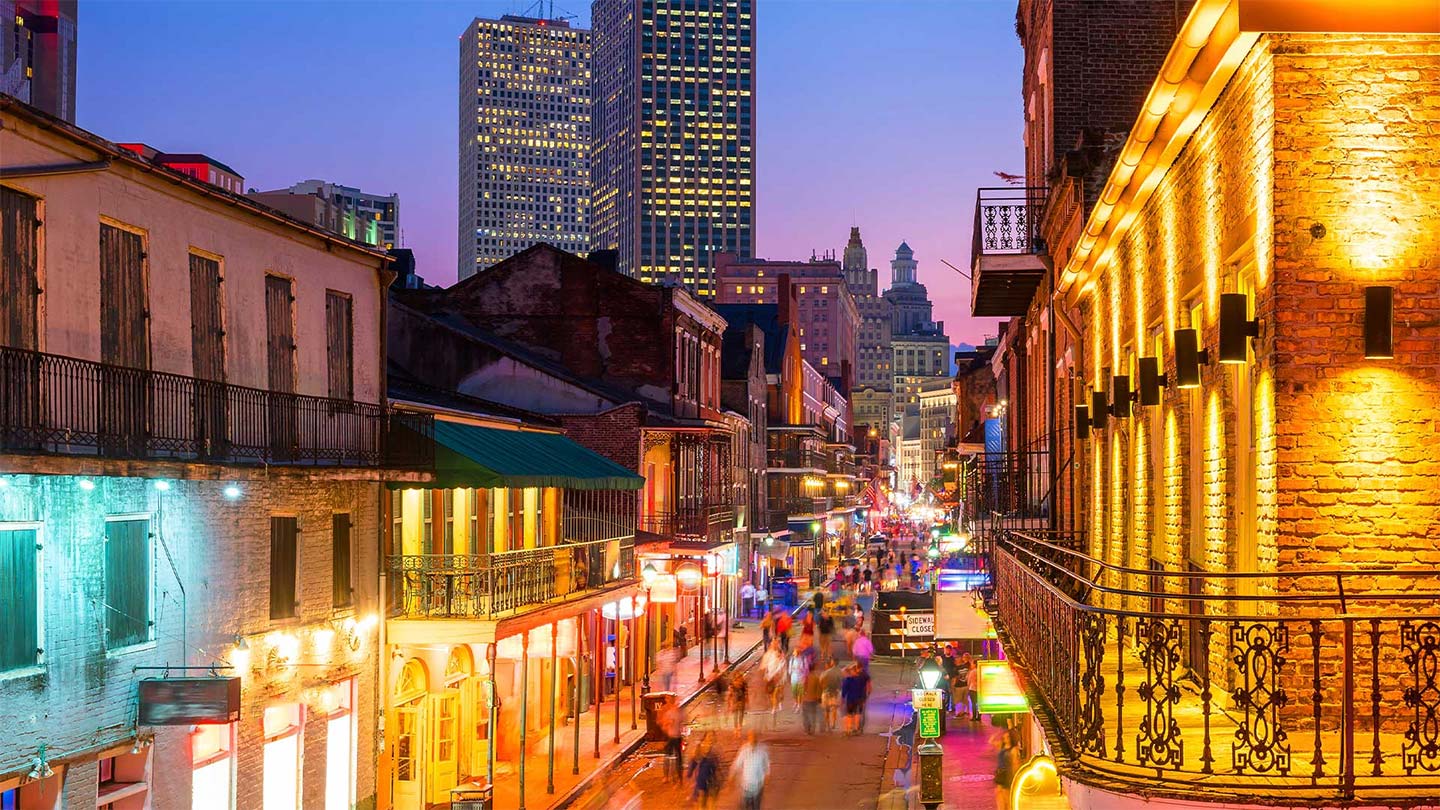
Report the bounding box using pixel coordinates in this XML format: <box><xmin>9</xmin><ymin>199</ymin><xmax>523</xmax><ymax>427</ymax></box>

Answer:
<box><xmin>1230</xmin><ymin>622</ymin><xmax>1291</xmax><ymax>775</ymax></box>
<box><xmin>1402</xmin><ymin>619</ymin><xmax>1440</xmax><ymax>775</ymax></box>
<box><xmin>1135</xmin><ymin>617</ymin><xmax>1184</xmax><ymax>771</ymax></box>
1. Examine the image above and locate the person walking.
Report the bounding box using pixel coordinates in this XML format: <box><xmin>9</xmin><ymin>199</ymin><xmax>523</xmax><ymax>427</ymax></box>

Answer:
<box><xmin>675</xmin><ymin>624</ymin><xmax>689</xmax><ymax>658</ymax></box>
<box><xmin>966</xmin><ymin>656</ymin><xmax>982</xmax><ymax>721</ymax></box>
<box><xmin>730</xmin><ymin>731</ymin><xmax>770</xmax><ymax>810</ymax></box>
<box><xmin>953</xmin><ymin>651</ymin><xmax>974</xmax><ymax>719</ymax></box>
<box><xmin>993</xmin><ymin>725</ymin><xmax>1022</xmax><ymax>810</ymax></box>
<box><xmin>852</xmin><ymin>630</ymin><xmax>874</xmax><ymax>673</ymax></box>
<box><xmin>775</xmin><ymin>610</ymin><xmax>793</xmax><ymax>654</ymax></box>
<box><xmin>728</xmin><ymin>669</ymin><xmax>750</xmax><ymax>729</ymax></box>
<box><xmin>800</xmin><ymin>665</ymin><xmax>823</xmax><ymax>735</ymax></box>
<box><xmin>660</xmin><ymin>698</ymin><xmax>685</xmax><ymax>782</ymax></box>
<box><xmin>760</xmin><ymin>609</ymin><xmax>774</xmax><ymax>651</ymax></box>
<box><xmin>760</xmin><ymin>641</ymin><xmax>787</xmax><ymax>717</ymax></box>
<box><xmin>840</xmin><ymin>663</ymin><xmax>869</xmax><ymax>735</ymax></box>
<box><xmin>656</xmin><ymin>642</ymin><xmax>680</xmax><ymax>692</ymax></box>
<box><xmin>817</xmin><ymin>610</ymin><xmax>835</xmax><ymax>661</ymax></box>
<box><xmin>820</xmin><ymin>658</ymin><xmax>844</xmax><ymax>732</ymax></box>
<box><xmin>687</xmin><ymin>732</ymin><xmax>722</xmax><ymax>810</ymax></box>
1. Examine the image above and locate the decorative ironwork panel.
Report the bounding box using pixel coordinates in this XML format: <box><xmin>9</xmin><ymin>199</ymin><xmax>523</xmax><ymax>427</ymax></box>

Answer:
<box><xmin>1135</xmin><ymin>617</ymin><xmax>1184</xmax><ymax>769</ymax></box>
<box><xmin>1078</xmin><ymin>612</ymin><xmax>1108</xmax><ymax>758</ymax></box>
<box><xmin>1401</xmin><ymin>620</ymin><xmax>1440</xmax><ymax>774</ymax></box>
<box><xmin>1230</xmin><ymin>622</ymin><xmax>1291</xmax><ymax>775</ymax></box>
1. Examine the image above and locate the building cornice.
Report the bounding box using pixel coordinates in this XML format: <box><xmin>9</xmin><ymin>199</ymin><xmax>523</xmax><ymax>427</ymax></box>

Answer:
<box><xmin>1059</xmin><ymin>0</ymin><xmax>1440</xmax><ymax>305</ymax></box>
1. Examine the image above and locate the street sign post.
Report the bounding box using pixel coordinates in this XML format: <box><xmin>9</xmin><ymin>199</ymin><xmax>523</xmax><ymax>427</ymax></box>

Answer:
<box><xmin>918</xmin><ymin>706</ymin><xmax>943</xmax><ymax>738</ymax></box>
<box><xmin>911</xmin><ymin>689</ymin><xmax>945</xmax><ymax>709</ymax></box>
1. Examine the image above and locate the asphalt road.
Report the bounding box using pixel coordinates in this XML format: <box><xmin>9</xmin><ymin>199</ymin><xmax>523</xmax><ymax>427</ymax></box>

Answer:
<box><xmin>563</xmin><ymin>636</ymin><xmax>916</xmax><ymax>810</ymax></box>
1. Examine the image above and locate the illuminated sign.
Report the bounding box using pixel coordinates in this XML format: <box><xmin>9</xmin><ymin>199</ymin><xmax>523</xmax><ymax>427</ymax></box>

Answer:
<box><xmin>137</xmin><ymin>677</ymin><xmax>241</xmax><ymax>725</ymax></box>
<box><xmin>976</xmin><ymin>660</ymin><xmax>1029</xmax><ymax>714</ymax></box>
<box><xmin>917</xmin><ymin>707</ymin><xmax>942</xmax><ymax>738</ymax></box>
<box><xmin>911</xmin><ymin>689</ymin><xmax>945</xmax><ymax>709</ymax></box>
<box><xmin>602</xmin><ymin>596</ymin><xmax>647</xmax><ymax>620</ymax></box>
<box><xmin>649</xmin><ymin>574</ymin><xmax>678</xmax><ymax>603</ymax></box>
<box><xmin>903</xmin><ymin>613</ymin><xmax>935</xmax><ymax>637</ymax></box>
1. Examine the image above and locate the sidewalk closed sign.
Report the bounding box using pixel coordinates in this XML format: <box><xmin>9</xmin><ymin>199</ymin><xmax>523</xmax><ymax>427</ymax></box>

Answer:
<box><xmin>904</xmin><ymin>612</ymin><xmax>935</xmax><ymax>637</ymax></box>
<box><xmin>918</xmin><ymin>707</ymin><xmax>942</xmax><ymax>738</ymax></box>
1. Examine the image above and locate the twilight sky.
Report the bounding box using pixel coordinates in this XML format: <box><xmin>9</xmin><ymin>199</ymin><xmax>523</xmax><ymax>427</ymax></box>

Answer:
<box><xmin>79</xmin><ymin>0</ymin><xmax>1020</xmax><ymax>345</ymax></box>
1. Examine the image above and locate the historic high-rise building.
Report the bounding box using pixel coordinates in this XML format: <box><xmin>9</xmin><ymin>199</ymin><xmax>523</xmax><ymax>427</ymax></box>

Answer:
<box><xmin>591</xmin><ymin>0</ymin><xmax>755</xmax><ymax>297</ymax></box>
<box><xmin>883</xmin><ymin>242</ymin><xmax>936</xmax><ymax>334</ymax></box>
<box><xmin>842</xmin><ymin>226</ymin><xmax>894</xmax><ymax>440</ymax></box>
<box><xmin>458</xmin><ymin>15</ymin><xmax>591</xmax><ymax>279</ymax></box>
<box><xmin>884</xmin><ymin>241</ymin><xmax>949</xmax><ymax>408</ymax></box>
<box><xmin>0</xmin><ymin>0</ymin><xmax>77</xmax><ymax>122</ymax></box>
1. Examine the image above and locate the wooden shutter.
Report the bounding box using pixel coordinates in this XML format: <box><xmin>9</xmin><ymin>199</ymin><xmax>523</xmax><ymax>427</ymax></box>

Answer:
<box><xmin>0</xmin><ymin>528</ymin><xmax>39</xmax><ymax>670</ymax></box>
<box><xmin>0</xmin><ymin>187</ymin><xmax>40</xmax><ymax>350</ymax></box>
<box><xmin>99</xmin><ymin>224</ymin><xmax>148</xmax><ymax>369</ymax></box>
<box><xmin>325</xmin><ymin>291</ymin><xmax>353</xmax><ymax>401</ymax></box>
<box><xmin>264</xmin><ymin>276</ymin><xmax>295</xmax><ymax>393</ymax></box>
<box><xmin>105</xmin><ymin>518</ymin><xmax>151</xmax><ymax>648</ymax></box>
<box><xmin>332</xmin><ymin>513</ymin><xmax>352</xmax><ymax>608</ymax></box>
<box><xmin>189</xmin><ymin>255</ymin><xmax>225</xmax><ymax>382</ymax></box>
<box><xmin>269</xmin><ymin>517</ymin><xmax>298</xmax><ymax>619</ymax></box>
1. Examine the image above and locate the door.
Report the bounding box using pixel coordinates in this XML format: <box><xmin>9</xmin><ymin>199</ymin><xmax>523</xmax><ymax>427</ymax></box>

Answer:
<box><xmin>189</xmin><ymin>253</ymin><xmax>227</xmax><ymax>459</ymax></box>
<box><xmin>264</xmin><ymin>275</ymin><xmax>297</xmax><ymax>460</ymax></box>
<box><xmin>99</xmin><ymin>223</ymin><xmax>149</xmax><ymax>457</ymax></box>
<box><xmin>0</xmin><ymin>186</ymin><xmax>40</xmax><ymax>449</ymax></box>
<box><xmin>460</xmin><ymin>677</ymin><xmax>490</xmax><ymax>780</ymax></box>
<box><xmin>392</xmin><ymin>703</ymin><xmax>424</xmax><ymax>810</ymax></box>
<box><xmin>427</xmin><ymin>693</ymin><xmax>459</xmax><ymax>802</ymax></box>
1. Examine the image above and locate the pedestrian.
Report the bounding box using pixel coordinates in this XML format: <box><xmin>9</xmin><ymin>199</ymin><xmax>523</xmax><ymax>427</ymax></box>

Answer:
<box><xmin>994</xmin><ymin>725</ymin><xmax>1022</xmax><ymax>810</ymax></box>
<box><xmin>954</xmin><ymin>651</ymin><xmax>974</xmax><ymax>719</ymax></box>
<box><xmin>730</xmin><ymin>731</ymin><xmax>770</xmax><ymax>810</ymax></box>
<box><xmin>729</xmin><ymin>669</ymin><xmax>750</xmax><ymax>729</ymax></box>
<box><xmin>800</xmin><ymin>665</ymin><xmax>823</xmax><ymax>734</ymax></box>
<box><xmin>840</xmin><ymin>663</ymin><xmax>869</xmax><ymax>735</ymax></box>
<box><xmin>817</xmin><ymin>610</ymin><xmax>835</xmax><ymax>661</ymax></box>
<box><xmin>852</xmin><ymin>631</ymin><xmax>874</xmax><ymax>673</ymax></box>
<box><xmin>760</xmin><ymin>640</ymin><xmax>787</xmax><ymax>716</ymax></box>
<box><xmin>660</xmin><ymin>698</ymin><xmax>685</xmax><ymax>781</ymax></box>
<box><xmin>967</xmin><ymin>656</ymin><xmax>981</xmax><ymax>721</ymax></box>
<box><xmin>656</xmin><ymin>642</ymin><xmax>680</xmax><ymax>692</ymax></box>
<box><xmin>775</xmin><ymin>610</ymin><xmax>793</xmax><ymax>654</ymax></box>
<box><xmin>687</xmin><ymin>732</ymin><xmax>722</xmax><ymax>809</ymax></box>
<box><xmin>675</xmin><ymin>624</ymin><xmax>689</xmax><ymax>658</ymax></box>
<box><xmin>801</xmin><ymin>609</ymin><xmax>815</xmax><ymax>645</ymax></box>
<box><xmin>788</xmin><ymin>642</ymin><xmax>810</xmax><ymax>711</ymax></box>
<box><xmin>741</xmin><ymin>580</ymin><xmax>757</xmax><ymax>618</ymax></box>
<box><xmin>760</xmin><ymin>609</ymin><xmax>774</xmax><ymax>650</ymax></box>
<box><xmin>820</xmin><ymin>658</ymin><xmax>844</xmax><ymax>732</ymax></box>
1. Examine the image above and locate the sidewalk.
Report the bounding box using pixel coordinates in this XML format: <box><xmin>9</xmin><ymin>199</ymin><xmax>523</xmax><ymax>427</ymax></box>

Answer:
<box><xmin>486</xmin><ymin>617</ymin><xmax>770</xmax><ymax>810</ymax></box>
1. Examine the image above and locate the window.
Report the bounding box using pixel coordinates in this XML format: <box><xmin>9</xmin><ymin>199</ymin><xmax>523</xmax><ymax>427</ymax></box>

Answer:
<box><xmin>325</xmin><ymin>291</ymin><xmax>353</xmax><ymax>401</ymax></box>
<box><xmin>332</xmin><ymin>514</ymin><xmax>352</xmax><ymax>609</ymax></box>
<box><xmin>98</xmin><ymin>747</ymin><xmax>150</xmax><ymax>808</ymax></box>
<box><xmin>262</xmin><ymin>704</ymin><xmax>303</xmax><ymax>810</ymax></box>
<box><xmin>0</xmin><ymin>186</ymin><xmax>41</xmax><ymax>350</ymax></box>
<box><xmin>105</xmin><ymin>518</ymin><xmax>151</xmax><ymax>649</ymax></box>
<box><xmin>0</xmin><ymin>526</ymin><xmax>40</xmax><ymax>672</ymax></box>
<box><xmin>323</xmin><ymin>680</ymin><xmax>356</xmax><ymax>810</ymax></box>
<box><xmin>192</xmin><ymin>723</ymin><xmax>235</xmax><ymax>810</ymax></box>
<box><xmin>269</xmin><ymin>517</ymin><xmax>299</xmax><ymax>620</ymax></box>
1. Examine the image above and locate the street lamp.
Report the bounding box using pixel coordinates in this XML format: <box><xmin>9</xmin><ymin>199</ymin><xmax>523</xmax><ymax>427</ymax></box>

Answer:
<box><xmin>915</xmin><ymin>657</ymin><xmax>946</xmax><ymax>809</ymax></box>
<box><xmin>918</xmin><ymin>657</ymin><xmax>944</xmax><ymax>690</ymax></box>
<box><xmin>640</xmin><ymin>563</ymin><xmax>657</xmax><ymax>693</ymax></box>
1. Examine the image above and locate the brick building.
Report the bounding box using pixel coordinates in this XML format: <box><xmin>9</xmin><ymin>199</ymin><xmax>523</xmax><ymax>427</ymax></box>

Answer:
<box><xmin>0</xmin><ymin>97</ymin><xmax>431</xmax><ymax>808</ymax></box>
<box><xmin>972</xmin><ymin>1</ymin><xmax>1440</xmax><ymax>807</ymax></box>
<box><xmin>714</xmin><ymin>251</ymin><xmax>860</xmax><ymax>379</ymax></box>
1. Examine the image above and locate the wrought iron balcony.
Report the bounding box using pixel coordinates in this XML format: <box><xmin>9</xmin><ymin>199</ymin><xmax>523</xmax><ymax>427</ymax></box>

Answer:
<box><xmin>766</xmin><ymin>447</ymin><xmax>825</xmax><ymax>470</ymax></box>
<box><xmin>638</xmin><ymin>504</ymin><xmax>734</xmax><ymax>545</ymax></box>
<box><xmin>388</xmin><ymin>536</ymin><xmax>635</xmax><ymax>620</ymax></box>
<box><xmin>781</xmin><ymin>496</ymin><xmax>831</xmax><ymax>517</ymax></box>
<box><xmin>991</xmin><ymin>531</ymin><xmax>1440</xmax><ymax>805</ymax></box>
<box><xmin>0</xmin><ymin>345</ymin><xmax>433</xmax><ymax>469</ymax></box>
<box><xmin>970</xmin><ymin>187</ymin><xmax>1049</xmax><ymax>317</ymax></box>
<box><xmin>960</xmin><ymin>450</ymin><xmax>1054</xmax><ymax>533</ymax></box>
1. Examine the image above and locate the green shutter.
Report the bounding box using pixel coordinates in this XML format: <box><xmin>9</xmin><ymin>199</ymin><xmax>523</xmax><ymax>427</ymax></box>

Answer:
<box><xmin>105</xmin><ymin>519</ymin><xmax>150</xmax><ymax>648</ymax></box>
<box><xmin>270</xmin><ymin>517</ymin><xmax>298</xmax><ymax>619</ymax></box>
<box><xmin>0</xmin><ymin>528</ymin><xmax>38</xmax><ymax>670</ymax></box>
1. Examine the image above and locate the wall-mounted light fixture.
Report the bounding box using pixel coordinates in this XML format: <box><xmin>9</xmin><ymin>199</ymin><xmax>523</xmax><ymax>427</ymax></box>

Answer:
<box><xmin>1137</xmin><ymin>357</ymin><xmax>1167</xmax><ymax>406</ymax></box>
<box><xmin>1110</xmin><ymin>375</ymin><xmax>1132</xmax><ymax>419</ymax></box>
<box><xmin>1218</xmin><ymin>293</ymin><xmax>1259</xmax><ymax>364</ymax></box>
<box><xmin>1173</xmin><ymin>328</ymin><xmax>1209</xmax><ymax>388</ymax></box>
<box><xmin>1090</xmin><ymin>389</ymin><xmax>1108</xmax><ymax>430</ymax></box>
<box><xmin>1074</xmin><ymin>403</ymin><xmax>1090</xmax><ymax>441</ymax></box>
<box><xmin>1365</xmin><ymin>285</ymin><xmax>1393</xmax><ymax>360</ymax></box>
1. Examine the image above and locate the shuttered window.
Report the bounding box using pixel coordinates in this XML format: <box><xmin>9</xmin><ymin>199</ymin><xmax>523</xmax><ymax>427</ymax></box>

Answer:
<box><xmin>99</xmin><ymin>223</ymin><xmax>149</xmax><ymax>369</ymax></box>
<box><xmin>265</xmin><ymin>276</ymin><xmax>295</xmax><ymax>393</ymax></box>
<box><xmin>0</xmin><ymin>186</ymin><xmax>40</xmax><ymax>350</ymax></box>
<box><xmin>0</xmin><ymin>527</ymin><xmax>40</xmax><ymax>671</ymax></box>
<box><xmin>332</xmin><ymin>513</ymin><xmax>352</xmax><ymax>608</ymax></box>
<box><xmin>105</xmin><ymin>518</ymin><xmax>151</xmax><ymax>648</ymax></box>
<box><xmin>325</xmin><ymin>291</ymin><xmax>353</xmax><ymax>401</ymax></box>
<box><xmin>189</xmin><ymin>254</ymin><xmax>225</xmax><ymax>382</ymax></box>
<box><xmin>270</xmin><ymin>517</ymin><xmax>299</xmax><ymax>619</ymax></box>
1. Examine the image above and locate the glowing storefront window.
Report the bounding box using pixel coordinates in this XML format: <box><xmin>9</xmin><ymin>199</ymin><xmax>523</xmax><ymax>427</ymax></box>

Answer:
<box><xmin>262</xmin><ymin>704</ymin><xmax>304</xmax><ymax>810</ymax></box>
<box><xmin>192</xmin><ymin>722</ymin><xmax>235</xmax><ymax>809</ymax></box>
<box><xmin>324</xmin><ymin>680</ymin><xmax>356</xmax><ymax>810</ymax></box>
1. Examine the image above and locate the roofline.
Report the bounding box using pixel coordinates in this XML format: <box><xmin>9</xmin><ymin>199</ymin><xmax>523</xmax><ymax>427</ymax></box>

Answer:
<box><xmin>1059</xmin><ymin>0</ymin><xmax>1440</xmax><ymax>303</ymax></box>
<box><xmin>0</xmin><ymin>97</ymin><xmax>391</xmax><ymax>263</ymax></box>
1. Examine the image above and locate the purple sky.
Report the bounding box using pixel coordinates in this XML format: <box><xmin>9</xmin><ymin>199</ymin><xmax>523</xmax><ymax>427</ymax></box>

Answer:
<box><xmin>79</xmin><ymin>1</ymin><xmax>1020</xmax><ymax>345</ymax></box>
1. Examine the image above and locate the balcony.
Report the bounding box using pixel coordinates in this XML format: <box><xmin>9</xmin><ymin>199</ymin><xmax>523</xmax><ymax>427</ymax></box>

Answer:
<box><xmin>970</xmin><ymin>187</ymin><xmax>1049</xmax><ymax>317</ymax></box>
<box><xmin>638</xmin><ymin>504</ymin><xmax>734</xmax><ymax>546</ymax></box>
<box><xmin>765</xmin><ymin>508</ymin><xmax>790</xmax><ymax>533</ymax></box>
<box><xmin>0</xmin><ymin>345</ymin><xmax>433</xmax><ymax>469</ymax></box>
<box><xmin>781</xmin><ymin>496</ymin><xmax>831</xmax><ymax>517</ymax></box>
<box><xmin>960</xmin><ymin>450</ymin><xmax>1053</xmax><ymax>533</ymax></box>
<box><xmin>766</xmin><ymin>446</ymin><xmax>825</xmax><ymax>471</ymax></box>
<box><xmin>991</xmin><ymin>532</ymin><xmax>1440</xmax><ymax>805</ymax></box>
<box><xmin>388</xmin><ymin>536</ymin><xmax>635</xmax><ymax>620</ymax></box>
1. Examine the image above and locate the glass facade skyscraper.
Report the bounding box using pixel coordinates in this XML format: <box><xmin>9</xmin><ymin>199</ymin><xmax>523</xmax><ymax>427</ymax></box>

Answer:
<box><xmin>458</xmin><ymin>15</ymin><xmax>591</xmax><ymax>280</ymax></box>
<box><xmin>591</xmin><ymin>0</ymin><xmax>755</xmax><ymax>297</ymax></box>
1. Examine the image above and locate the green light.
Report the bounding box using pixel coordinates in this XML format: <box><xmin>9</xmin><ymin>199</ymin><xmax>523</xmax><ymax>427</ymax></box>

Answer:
<box><xmin>811</xmin><ymin>521</ymin><xmax>821</xmax><ymax>535</ymax></box>
<box><xmin>930</xmin><ymin>527</ymin><xmax>940</xmax><ymax>538</ymax></box>
<box><xmin>927</xmin><ymin>546</ymin><xmax>940</xmax><ymax>559</ymax></box>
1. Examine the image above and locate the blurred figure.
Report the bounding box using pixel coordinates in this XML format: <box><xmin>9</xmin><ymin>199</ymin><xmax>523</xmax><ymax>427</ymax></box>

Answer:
<box><xmin>660</xmin><ymin>698</ymin><xmax>685</xmax><ymax>781</ymax></box>
<box><xmin>760</xmin><ymin>609</ymin><xmax>774</xmax><ymax>650</ymax></box>
<box><xmin>731</xmin><ymin>730</ymin><xmax>771</xmax><ymax>810</ymax></box>
<box><xmin>852</xmin><ymin>631</ymin><xmax>874</xmax><ymax>673</ymax></box>
<box><xmin>776</xmin><ymin>609</ymin><xmax>793</xmax><ymax>653</ymax></box>
<box><xmin>994</xmin><ymin>725</ymin><xmax>1022</xmax><ymax>810</ymax></box>
<box><xmin>967</xmin><ymin>657</ymin><xmax>981</xmax><ymax>721</ymax></box>
<box><xmin>728</xmin><ymin>669</ymin><xmax>750</xmax><ymax>729</ymax></box>
<box><xmin>840</xmin><ymin>662</ymin><xmax>870</xmax><ymax>735</ymax></box>
<box><xmin>821</xmin><ymin>657</ymin><xmax>844</xmax><ymax>732</ymax></box>
<box><xmin>760</xmin><ymin>640</ymin><xmax>787</xmax><ymax>716</ymax></box>
<box><xmin>800</xmin><ymin>663</ymin><xmax>823</xmax><ymax>734</ymax></box>
<box><xmin>687</xmin><ymin>732</ymin><xmax>722</xmax><ymax>809</ymax></box>
<box><xmin>656</xmin><ymin>642</ymin><xmax>680</xmax><ymax>692</ymax></box>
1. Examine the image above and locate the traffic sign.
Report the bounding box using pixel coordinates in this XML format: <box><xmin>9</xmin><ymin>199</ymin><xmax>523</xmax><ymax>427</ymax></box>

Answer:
<box><xmin>911</xmin><ymin>689</ymin><xmax>945</xmax><ymax>709</ymax></box>
<box><xmin>918</xmin><ymin>706</ymin><xmax>942</xmax><ymax>738</ymax></box>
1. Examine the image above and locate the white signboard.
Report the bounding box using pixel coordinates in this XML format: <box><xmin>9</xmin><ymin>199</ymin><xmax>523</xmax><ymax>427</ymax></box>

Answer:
<box><xmin>936</xmin><ymin>591</ymin><xmax>993</xmax><ymax>640</ymax></box>
<box><xmin>911</xmin><ymin>689</ymin><xmax>945</xmax><ymax>709</ymax></box>
<box><xmin>904</xmin><ymin>613</ymin><xmax>935</xmax><ymax>637</ymax></box>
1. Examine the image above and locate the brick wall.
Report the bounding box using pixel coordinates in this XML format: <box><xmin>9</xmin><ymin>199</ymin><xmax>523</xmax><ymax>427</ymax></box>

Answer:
<box><xmin>0</xmin><ymin>471</ymin><xmax>381</xmax><ymax>809</ymax></box>
<box><xmin>557</xmin><ymin>403</ymin><xmax>647</xmax><ymax>472</ymax></box>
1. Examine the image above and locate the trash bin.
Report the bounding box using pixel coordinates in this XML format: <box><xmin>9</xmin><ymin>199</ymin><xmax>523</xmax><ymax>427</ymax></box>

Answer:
<box><xmin>808</xmin><ymin>567</ymin><xmax>822</xmax><ymax>587</ymax></box>
<box><xmin>642</xmin><ymin>692</ymin><xmax>677</xmax><ymax>742</ymax></box>
<box><xmin>450</xmin><ymin>784</ymin><xmax>493</xmax><ymax>810</ymax></box>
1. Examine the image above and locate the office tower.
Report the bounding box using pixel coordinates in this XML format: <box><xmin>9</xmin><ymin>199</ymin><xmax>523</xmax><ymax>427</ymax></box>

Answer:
<box><xmin>842</xmin><ymin>226</ymin><xmax>893</xmax><ymax>392</ymax></box>
<box><xmin>0</xmin><ymin>0</ymin><xmax>77</xmax><ymax>122</ymax></box>
<box><xmin>459</xmin><ymin>15</ymin><xmax>591</xmax><ymax>280</ymax></box>
<box><xmin>884</xmin><ymin>242</ymin><xmax>949</xmax><ymax>408</ymax></box>
<box><xmin>591</xmin><ymin>0</ymin><xmax>755</xmax><ymax>296</ymax></box>
<box><xmin>250</xmin><ymin>179</ymin><xmax>400</xmax><ymax>248</ymax></box>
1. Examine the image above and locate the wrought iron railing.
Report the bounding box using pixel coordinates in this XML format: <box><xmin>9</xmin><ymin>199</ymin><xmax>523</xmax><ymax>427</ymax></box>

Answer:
<box><xmin>971</xmin><ymin>186</ymin><xmax>1047</xmax><ymax>260</ymax></box>
<box><xmin>961</xmin><ymin>450</ymin><xmax>1052</xmax><ymax>531</ymax></box>
<box><xmin>766</xmin><ymin>447</ymin><xmax>825</xmax><ymax>470</ymax></box>
<box><xmin>992</xmin><ymin>531</ymin><xmax>1440</xmax><ymax>803</ymax></box>
<box><xmin>388</xmin><ymin>535</ymin><xmax>635</xmax><ymax>620</ymax></box>
<box><xmin>781</xmin><ymin>496</ymin><xmax>831</xmax><ymax>517</ymax></box>
<box><xmin>0</xmin><ymin>345</ymin><xmax>433</xmax><ymax>468</ymax></box>
<box><xmin>638</xmin><ymin>505</ymin><xmax>734</xmax><ymax>543</ymax></box>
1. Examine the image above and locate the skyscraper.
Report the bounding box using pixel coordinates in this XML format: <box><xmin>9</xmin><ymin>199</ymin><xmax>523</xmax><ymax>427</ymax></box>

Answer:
<box><xmin>884</xmin><ymin>242</ymin><xmax>949</xmax><ymax>408</ymax></box>
<box><xmin>1</xmin><ymin>0</ymin><xmax>77</xmax><ymax>122</ymax></box>
<box><xmin>459</xmin><ymin>15</ymin><xmax>591</xmax><ymax>280</ymax></box>
<box><xmin>842</xmin><ymin>227</ymin><xmax>894</xmax><ymax>439</ymax></box>
<box><xmin>591</xmin><ymin>0</ymin><xmax>755</xmax><ymax>297</ymax></box>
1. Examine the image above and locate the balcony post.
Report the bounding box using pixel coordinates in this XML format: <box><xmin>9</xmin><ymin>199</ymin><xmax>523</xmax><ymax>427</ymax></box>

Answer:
<box><xmin>519</xmin><ymin>630</ymin><xmax>529</xmax><ymax>810</ymax></box>
<box><xmin>547</xmin><ymin>621</ymin><xmax>557</xmax><ymax>794</ymax></box>
<box><xmin>593</xmin><ymin>608</ymin><xmax>601</xmax><ymax>758</ymax></box>
<box><xmin>630</xmin><ymin>596</ymin><xmax>639</xmax><ymax>730</ymax></box>
<box><xmin>487</xmin><ymin>642</ymin><xmax>498</xmax><ymax>788</ymax></box>
<box><xmin>572</xmin><ymin>628</ymin><xmax>581</xmax><ymax>775</ymax></box>
<box><xmin>614</xmin><ymin>611</ymin><xmax>621</xmax><ymax>744</ymax></box>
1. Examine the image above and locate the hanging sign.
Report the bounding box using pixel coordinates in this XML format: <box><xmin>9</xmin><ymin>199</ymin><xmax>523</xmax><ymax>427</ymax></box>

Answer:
<box><xmin>976</xmin><ymin>660</ymin><xmax>1029</xmax><ymax>714</ymax></box>
<box><xmin>138</xmin><ymin>677</ymin><xmax>241</xmax><ymax>725</ymax></box>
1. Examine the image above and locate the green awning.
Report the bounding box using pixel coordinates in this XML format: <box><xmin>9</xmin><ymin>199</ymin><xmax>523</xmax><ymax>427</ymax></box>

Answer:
<box><xmin>400</xmin><ymin>421</ymin><xmax>644</xmax><ymax>491</ymax></box>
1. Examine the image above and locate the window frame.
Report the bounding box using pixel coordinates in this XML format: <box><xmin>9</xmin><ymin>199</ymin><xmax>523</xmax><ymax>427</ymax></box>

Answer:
<box><xmin>269</xmin><ymin>515</ymin><xmax>301</xmax><ymax>621</ymax></box>
<box><xmin>0</xmin><ymin>522</ymin><xmax>44</xmax><ymax>677</ymax></box>
<box><xmin>331</xmin><ymin>513</ymin><xmax>353</xmax><ymax>610</ymax></box>
<box><xmin>104</xmin><ymin>514</ymin><xmax>154</xmax><ymax>653</ymax></box>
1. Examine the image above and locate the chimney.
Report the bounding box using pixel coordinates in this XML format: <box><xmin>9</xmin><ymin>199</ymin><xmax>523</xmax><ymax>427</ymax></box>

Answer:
<box><xmin>586</xmin><ymin>249</ymin><xmax>619</xmax><ymax>274</ymax></box>
<box><xmin>778</xmin><ymin>273</ymin><xmax>793</xmax><ymax>328</ymax></box>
